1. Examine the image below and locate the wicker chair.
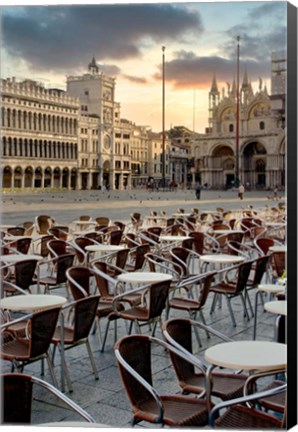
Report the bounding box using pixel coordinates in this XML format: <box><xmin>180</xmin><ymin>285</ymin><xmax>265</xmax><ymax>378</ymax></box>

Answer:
<box><xmin>167</xmin><ymin>271</ymin><xmax>216</xmax><ymax>341</ymax></box>
<box><xmin>114</xmin><ymin>334</ymin><xmax>209</xmax><ymax>427</ymax></box>
<box><xmin>95</xmin><ymin>216</ymin><xmax>110</xmax><ymax>227</ymax></box>
<box><xmin>112</xmin><ymin>279</ymin><xmax>171</xmax><ymax>336</ymax></box>
<box><xmin>38</xmin><ymin>253</ymin><xmax>75</xmax><ymax>295</ymax></box>
<box><xmin>6</xmin><ymin>226</ymin><xmax>25</xmax><ymax>236</ymax></box>
<box><xmin>2</xmin><ymin>259</ymin><xmax>38</xmax><ymax>293</ymax></box>
<box><xmin>48</xmin><ymin>225</ymin><xmax>69</xmax><ymax>241</ymax></box>
<box><xmin>163</xmin><ymin>318</ymin><xmax>248</xmax><ymax>401</ymax></box>
<box><xmin>209</xmin><ymin>260</ymin><xmax>253</xmax><ymax>326</ymax></box>
<box><xmin>209</xmin><ymin>382</ymin><xmax>286</xmax><ymax>429</ymax></box>
<box><xmin>254</xmin><ymin>237</ymin><xmax>275</xmax><ymax>256</ymax></box>
<box><xmin>32</xmin><ymin>234</ymin><xmax>54</xmax><ymax>259</ymax></box>
<box><xmin>47</xmin><ymin>239</ymin><xmax>77</xmax><ymax>258</ymax></box>
<box><xmin>0</xmin><ymin>307</ymin><xmax>61</xmax><ymax>387</ymax></box>
<box><xmin>66</xmin><ymin>265</ymin><xmax>124</xmax><ymax>353</ymax></box>
<box><xmin>51</xmin><ymin>295</ymin><xmax>100</xmax><ymax>392</ymax></box>
<box><xmin>271</xmin><ymin>251</ymin><xmax>286</xmax><ymax>279</ymax></box>
<box><xmin>1</xmin><ymin>373</ymin><xmax>94</xmax><ymax>424</ymax></box>
<box><xmin>35</xmin><ymin>215</ymin><xmax>55</xmax><ymax>235</ymax></box>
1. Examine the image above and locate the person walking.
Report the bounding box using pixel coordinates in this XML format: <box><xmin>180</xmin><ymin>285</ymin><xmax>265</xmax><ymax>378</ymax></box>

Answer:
<box><xmin>195</xmin><ymin>182</ymin><xmax>201</xmax><ymax>200</ymax></box>
<box><xmin>238</xmin><ymin>183</ymin><xmax>245</xmax><ymax>200</ymax></box>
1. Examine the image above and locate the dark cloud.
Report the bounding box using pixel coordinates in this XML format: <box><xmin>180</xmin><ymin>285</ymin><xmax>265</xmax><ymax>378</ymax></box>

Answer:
<box><xmin>2</xmin><ymin>4</ymin><xmax>203</xmax><ymax>73</ymax></box>
<box><xmin>154</xmin><ymin>51</ymin><xmax>271</xmax><ymax>89</ymax></box>
<box><xmin>122</xmin><ymin>75</ymin><xmax>148</xmax><ymax>84</ymax></box>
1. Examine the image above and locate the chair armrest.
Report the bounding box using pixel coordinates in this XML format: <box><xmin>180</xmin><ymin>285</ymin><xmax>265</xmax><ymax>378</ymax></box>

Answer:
<box><xmin>114</xmin><ymin>347</ymin><xmax>164</xmax><ymax>424</ymax></box>
<box><xmin>209</xmin><ymin>383</ymin><xmax>287</xmax><ymax>427</ymax></box>
<box><xmin>0</xmin><ymin>313</ymin><xmax>34</xmax><ymax>330</ymax></box>
<box><xmin>29</xmin><ymin>375</ymin><xmax>95</xmax><ymax>422</ymax></box>
<box><xmin>112</xmin><ymin>283</ymin><xmax>151</xmax><ymax>312</ymax></box>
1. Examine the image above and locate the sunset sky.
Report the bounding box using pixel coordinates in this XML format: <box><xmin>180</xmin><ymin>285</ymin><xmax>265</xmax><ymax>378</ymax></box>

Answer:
<box><xmin>1</xmin><ymin>1</ymin><xmax>288</xmax><ymax>133</ymax></box>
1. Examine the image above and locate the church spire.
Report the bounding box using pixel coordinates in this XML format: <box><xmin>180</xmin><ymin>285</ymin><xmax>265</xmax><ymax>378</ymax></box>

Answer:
<box><xmin>210</xmin><ymin>73</ymin><xmax>219</xmax><ymax>93</ymax></box>
<box><xmin>88</xmin><ymin>56</ymin><xmax>99</xmax><ymax>74</ymax></box>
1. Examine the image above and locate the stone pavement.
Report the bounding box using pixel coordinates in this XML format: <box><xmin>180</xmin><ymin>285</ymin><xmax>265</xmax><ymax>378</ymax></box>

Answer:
<box><xmin>0</xmin><ymin>188</ymin><xmax>286</xmax><ymax>427</ymax></box>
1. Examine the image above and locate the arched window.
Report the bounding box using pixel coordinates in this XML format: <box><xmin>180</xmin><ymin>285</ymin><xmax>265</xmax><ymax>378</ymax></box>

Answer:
<box><xmin>229</xmin><ymin>124</ymin><xmax>234</xmax><ymax>132</ymax></box>
<box><xmin>259</xmin><ymin>121</ymin><xmax>265</xmax><ymax>130</ymax></box>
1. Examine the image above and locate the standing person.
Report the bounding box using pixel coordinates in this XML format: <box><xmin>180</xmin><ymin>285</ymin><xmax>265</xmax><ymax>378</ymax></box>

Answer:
<box><xmin>238</xmin><ymin>183</ymin><xmax>245</xmax><ymax>200</ymax></box>
<box><xmin>273</xmin><ymin>185</ymin><xmax>278</xmax><ymax>200</ymax></box>
<box><xmin>195</xmin><ymin>182</ymin><xmax>201</xmax><ymax>200</ymax></box>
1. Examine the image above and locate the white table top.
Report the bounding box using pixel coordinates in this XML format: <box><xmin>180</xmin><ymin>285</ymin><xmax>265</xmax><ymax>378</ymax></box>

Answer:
<box><xmin>205</xmin><ymin>340</ymin><xmax>287</xmax><ymax>371</ymax></box>
<box><xmin>199</xmin><ymin>254</ymin><xmax>245</xmax><ymax>264</ymax></box>
<box><xmin>86</xmin><ymin>244</ymin><xmax>125</xmax><ymax>253</ymax></box>
<box><xmin>4</xmin><ymin>235</ymin><xmax>29</xmax><ymax>241</ymax></box>
<box><xmin>258</xmin><ymin>283</ymin><xmax>286</xmax><ymax>294</ymax></box>
<box><xmin>0</xmin><ymin>224</ymin><xmax>16</xmax><ymax>230</ymax></box>
<box><xmin>1</xmin><ymin>294</ymin><xmax>67</xmax><ymax>311</ymax></box>
<box><xmin>172</xmin><ymin>213</ymin><xmax>192</xmax><ymax>217</ymax></box>
<box><xmin>117</xmin><ymin>272</ymin><xmax>172</xmax><ymax>284</ymax></box>
<box><xmin>72</xmin><ymin>230</ymin><xmax>96</xmax><ymax>236</ymax></box>
<box><xmin>72</xmin><ymin>220</ymin><xmax>96</xmax><ymax>225</ymax></box>
<box><xmin>0</xmin><ymin>254</ymin><xmax>43</xmax><ymax>263</ymax></box>
<box><xmin>264</xmin><ymin>300</ymin><xmax>287</xmax><ymax>316</ymax></box>
<box><xmin>269</xmin><ymin>245</ymin><xmax>286</xmax><ymax>253</ymax></box>
<box><xmin>160</xmin><ymin>235</ymin><xmax>190</xmax><ymax>242</ymax></box>
<box><xmin>212</xmin><ymin>229</ymin><xmax>243</xmax><ymax>235</ymax></box>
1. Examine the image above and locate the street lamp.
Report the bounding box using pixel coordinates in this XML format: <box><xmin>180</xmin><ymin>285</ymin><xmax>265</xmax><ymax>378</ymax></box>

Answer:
<box><xmin>162</xmin><ymin>46</ymin><xmax>166</xmax><ymax>189</ymax></box>
<box><xmin>235</xmin><ymin>36</ymin><xmax>240</xmax><ymax>188</ymax></box>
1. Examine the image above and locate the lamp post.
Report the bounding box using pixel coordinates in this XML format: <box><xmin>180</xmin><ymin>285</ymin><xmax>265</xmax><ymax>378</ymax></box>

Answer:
<box><xmin>162</xmin><ymin>46</ymin><xmax>166</xmax><ymax>189</ymax></box>
<box><xmin>235</xmin><ymin>36</ymin><xmax>240</xmax><ymax>188</ymax></box>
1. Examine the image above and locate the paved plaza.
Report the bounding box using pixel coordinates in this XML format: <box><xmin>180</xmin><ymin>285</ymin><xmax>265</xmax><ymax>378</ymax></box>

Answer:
<box><xmin>0</xmin><ymin>188</ymin><xmax>286</xmax><ymax>428</ymax></box>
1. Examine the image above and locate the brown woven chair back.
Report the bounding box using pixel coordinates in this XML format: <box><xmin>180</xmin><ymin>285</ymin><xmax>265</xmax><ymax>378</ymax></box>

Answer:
<box><xmin>2</xmin><ymin>373</ymin><xmax>34</xmax><ymax>423</ymax></box>
<box><xmin>96</xmin><ymin>216</ymin><xmax>110</xmax><ymax>227</ymax></box>
<box><xmin>73</xmin><ymin>295</ymin><xmax>100</xmax><ymax>342</ymax></box>
<box><xmin>147</xmin><ymin>226</ymin><xmax>162</xmax><ymax>240</ymax></box>
<box><xmin>79</xmin><ymin>215</ymin><xmax>91</xmax><ymax>221</ymax></box>
<box><xmin>109</xmin><ymin>230</ymin><xmax>123</xmax><ymax>245</ymax></box>
<box><xmin>147</xmin><ymin>280</ymin><xmax>171</xmax><ymax>320</ymax></box>
<box><xmin>115</xmin><ymin>249</ymin><xmax>129</xmax><ymax>271</ymax></box>
<box><xmin>233</xmin><ymin>261</ymin><xmax>253</xmax><ymax>294</ymax></box>
<box><xmin>164</xmin><ymin>318</ymin><xmax>195</xmax><ymax>380</ymax></box>
<box><xmin>92</xmin><ymin>261</ymin><xmax>111</xmax><ymax>298</ymax></box>
<box><xmin>7</xmin><ymin>227</ymin><xmax>25</xmax><ymax>236</ymax></box>
<box><xmin>171</xmin><ymin>247</ymin><xmax>190</xmax><ymax>276</ymax></box>
<box><xmin>115</xmin><ymin>335</ymin><xmax>154</xmax><ymax>409</ymax></box>
<box><xmin>133</xmin><ymin>244</ymin><xmax>150</xmax><ymax>271</ymax></box>
<box><xmin>39</xmin><ymin>235</ymin><xmax>54</xmax><ymax>258</ymax></box>
<box><xmin>124</xmin><ymin>233</ymin><xmax>139</xmax><ymax>248</ymax></box>
<box><xmin>189</xmin><ymin>232</ymin><xmax>205</xmax><ymax>255</ymax></box>
<box><xmin>181</xmin><ymin>238</ymin><xmax>193</xmax><ymax>250</ymax></box>
<box><xmin>48</xmin><ymin>226</ymin><xmax>69</xmax><ymax>241</ymax></box>
<box><xmin>272</xmin><ymin>251</ymin><xmax>286</xmax><ymax>278</ymax></box>
<box><xmin>55</xmin><ymin>254</ymin><xmax>75</xmax><ymax>285</ymax></box>
<box><xmin>255</xmin><ymin>237</ymin><xmax>275</xmax><ymax>255</ymax></box>
<box><xmin>16</xmin><ymin>237</ymin><xmax>32</xmax><ymax>254</ymax></box>
<box><xmin>166</xmin><ymin>217</ymin><xmax>175</xmax><ymax>228</ymax></box>
<box><xmin>226</xmin><ymin>232</ymin><xmax>244</xmax><ymax>244</ymax></box>
<box><xmin>250</xmin><ymin>255</ymin><xmax>270</xmax><ymax>286</ymax></box>
<box><xmin>36</xmin><ymin>215</ymin><xmax>54</xmax><ymax>234</ymax></box>
<box><xmin>48</xmin><ymin>239</ymin><xmax>69</xmax><ymax>257</ymax></box>
<box><xmin>67</xmin><ymin>266</ymin><xmax>92</xmax><ymax>299</ymax></box>
<box><xmin>14</xmin><ymin>259</ymin><xmax>37</xmax><ymax>291</ymax></box>
<box><xmin>74</xmin><ymin>237</ymin><xmax>95</xmax><ymax>263</ymax></box>
<box><xmin>29</xmin><ymin>307</ymin><xmax>60</xmax><ymax>358</ymax></box>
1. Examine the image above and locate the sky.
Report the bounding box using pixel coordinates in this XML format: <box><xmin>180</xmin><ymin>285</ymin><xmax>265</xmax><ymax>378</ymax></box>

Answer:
<box><xmin>0</xmin><ymin>1</ymin><xmax>288</xmax><ymax>133</ymax></box>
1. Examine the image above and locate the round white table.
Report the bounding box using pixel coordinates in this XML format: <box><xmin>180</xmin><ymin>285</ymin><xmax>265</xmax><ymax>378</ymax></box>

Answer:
<box><xmin>199</xmin><ymin>254</ymin><xmax>245</xmax><ymax>265</ymax></box>
<box><xmin>86</xmin><ymin>244</ymin><xmax>125</xmax><ymax>253</ymax></box>
<box><xmin>264</xmin><ymin>300</ymin><xmax>287</xmax><ymax>316</ymax></box>
<box><xmin>172</xmin><ymin>213</ymin><xmax>192</xmax><ymax>218</ymax></box>
<box><xmin>268</xmin><ymin>245</ymin><xmax>286</xmax><ymax>253</ymax></box>
<box><xmin>1</xmin><ymin>294</ymin><xmax>67</xmax><ymax>311</ymax></box>
<box><xmin>253</xmin><ymin>284</ymin><xmax>286</xmax><ymax>340</ymax></box>
<box><xmin>0</xmin><ymin>224</ymin><xmax>16</xmax><ymax>231</ymax></box>
<box><xmin>0</xmin><ymin>254</ymin><xmax>43</xmax><ymax>263</ymax></box>
<box><xmin>160</xmin><ymin>235</ymin><xmax>190</xmax><ymax>242</ymax></box>
<box><xmin>264</xmin><ymin>300</ymin><xmax>287</xmax><ymax>342</ymax></box>
<box><xmin>205</xmin><ymin>340</ymin><xmax>287</xmax><ymax>371</ymax></box>
<box><xmin>212</xmin><ymin>229</ymin><xmax>243</xmax><ymax>235</ymax></box>
<box><xmin>117</xmin><ymin>272</ymin><xmax>172</xmax><ymax>284</ymax></box>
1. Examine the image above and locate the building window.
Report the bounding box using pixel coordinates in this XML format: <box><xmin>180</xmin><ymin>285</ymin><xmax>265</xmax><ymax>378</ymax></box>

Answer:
<box><xmin>229</xmin><ymin>124</ymin><xmax>234</xmax><ymax>132</ymax></box>
<box><xmin>260</xmin><ymin>121</ymin><xmax>265</xmax><ymax>130</ymax></box>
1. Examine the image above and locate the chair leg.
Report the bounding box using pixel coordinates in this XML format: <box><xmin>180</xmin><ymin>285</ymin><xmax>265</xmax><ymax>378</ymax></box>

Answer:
<box><xmin>225</xmin><ymin>295</ymin><xmax>236</xmax><ymax>327</ymax></box>
<box><xmin>86</xmin><ymin>339</ymin><xmax>99</xmax><ymax>380</ymax></box>
<box><xmin>57</xmin><ymin>344</ymin><xmax>73</xmax><ymax>393</ymax></box>
<box><xmin>46</xmin><ymin>352</ymin><xmax>59</xmax><ymax>388</ymax></box>
<box><xmin>199</xmin><ymin>310</ymin><xmax>210</xmax><ymax>339</ymax></box>
<box><xmin>101</xmin><ymin>320</ymin><xmax>111</xmax><ymax>353</ymax></box>
<box><xmin>245</xmin><ymin>288</ymin><xmax>254</xmax><ymax>317</ymax></box>
<box><xmin>240</xmin><ymin>292</ymin><xmax>250</xmax><ymax>320</ymax></box>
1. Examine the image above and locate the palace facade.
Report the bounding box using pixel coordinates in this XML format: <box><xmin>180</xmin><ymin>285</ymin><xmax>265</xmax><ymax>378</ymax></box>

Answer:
<box><xmin>1</xmin><ymin>54</ymin><xmax>286</xmax><ymax>191</ymax></box>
